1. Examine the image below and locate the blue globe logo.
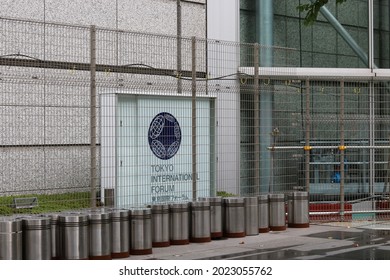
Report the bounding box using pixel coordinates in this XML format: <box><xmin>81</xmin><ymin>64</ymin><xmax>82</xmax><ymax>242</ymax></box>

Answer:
<box><xmin>148</xmin><ymin>112</ymin><xmax>181</xmax><ymax>160</ymax></box>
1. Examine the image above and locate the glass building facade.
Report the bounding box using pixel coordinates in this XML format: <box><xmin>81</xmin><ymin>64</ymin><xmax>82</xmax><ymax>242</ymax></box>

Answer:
<box><xmin>238</xmin><ymin>0</ymin><xmax>390</xmax><ymax>199</ymax></box>
<box><xmin>240</xmin><ymin>0</ymin><xmax>390</xmax><ymax>68</ymax></box>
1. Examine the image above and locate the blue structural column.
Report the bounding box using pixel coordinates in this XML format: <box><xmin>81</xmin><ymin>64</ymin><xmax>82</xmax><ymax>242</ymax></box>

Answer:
<box><xmin>257</xmin><ymin>0</ymin><xmax>273</xmax><ymax>66</ymax></box>
<box><xmin>256</xmin><ymin>0</ymin><xmax>273</xmax><ymax>193</ymax></box>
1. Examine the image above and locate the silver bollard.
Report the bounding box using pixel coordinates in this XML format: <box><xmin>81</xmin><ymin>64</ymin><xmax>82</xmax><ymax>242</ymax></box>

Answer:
<box><xmin>0</xmin><ymin>217</ymin><xmax>22</xmax><ymax>260</ymax></box>
<box><xmin>86</xmin><ymin>209</ymin><xmax>112</xmax><ymax>260</ymax></box>
<box><xmin>110</xmin><ymin>209</ymin><xmax>130</xmax><ymax>258</ymax></box>
<box><xmin>149</xmin><ymin>204</ymin><xmax>170</xmax><ymax>247</ymax></box>
<box><xmin>22</xmin><ymin>216</ymin><xmax>51</xmax><ymax>260</ymax></box>
<box><xmin>43</xmin><ymin>213</ymin><xmax>61</xmax><ymax>260</ymax></box>
<box><xmin>288</xmin><ymin>191</ymin><xmax>310</xmax><ymax>228</ymax></box>
<box><xmin>287</xmin><ymin>194</ymin><xmax>293</xmax><ymax>227</ymax></box>
<box><xmin>223</xmin><ymin>197</ymin><xmax>245</xmax><ymax>238</ymax></box>
<box><xmin>269</xmin><ymin>194</ymin><xmax>286</xmax><ymax>231</ymax></box>
<box><xmin>244</xmin><ymin>197</ymin><xmax>259</xmax><ymax>236</ymax></box>
<box><xmin>191</xmin><ymin>201</ymin><xmax>211</xmax><ymax>243</ymax></box>
<box><xmin>169</xmin><ymin>202</ymin><xmax>190</xmax><ymax>245</ymax></box>
<box><xmin>258</xmin><ymin>195</ymin><xmax>270</xmax><ymax>233</ymax></box>
<box><xmin>130</xmin><ymin>208</ymin><xmax>152</xmax><ymax>255</ymax></box>
<box><xmin>199</xmin><ymin>197</ymin><xmax>223</xmax><ymax>238</ymax></box>
<box><xmin>59</xmin><ymin>213</ymin><xmax>89</xmax><ymax>260</ymax></box>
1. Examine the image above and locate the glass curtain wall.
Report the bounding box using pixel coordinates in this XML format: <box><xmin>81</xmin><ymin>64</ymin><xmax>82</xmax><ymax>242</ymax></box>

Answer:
<box><xmin>239</xmin><ymin>0</ymin><xmax>390</xmax><ymax>68</ymax></box>
<box><xmin>374</xmin><ymin>0</ymin><xmax>390</xmax><ymax>68</ymax></box>
<box><xmin>239</xmin><ymin>0</ymin><xmax>390</xmax><ymax>197</ymax></box>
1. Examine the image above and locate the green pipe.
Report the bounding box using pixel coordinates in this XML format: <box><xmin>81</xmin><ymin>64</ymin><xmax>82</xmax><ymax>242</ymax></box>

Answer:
<box><xmin>257</xmin><ymin>0</ymin><xmax>273</xmax><ymax>66</ymax></box>
<box><xmin>256</xmin><ymin>0</ymin><xmax>273</xmax><ymax>193</ymax></box>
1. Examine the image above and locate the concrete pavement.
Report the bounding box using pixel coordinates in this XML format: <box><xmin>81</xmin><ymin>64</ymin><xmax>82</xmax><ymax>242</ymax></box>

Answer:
<box><xmin>123</xmin><ymin>221</ymin><xmax>390</xmax><ymax>260</ymax></box>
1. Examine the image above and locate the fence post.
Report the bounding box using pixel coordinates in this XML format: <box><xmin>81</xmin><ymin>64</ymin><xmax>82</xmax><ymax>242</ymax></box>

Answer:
<box><xmin>305</xmin><ymin>79</ymin><xmax>311</xmax><ymax>193</ymax></box>
<box><xmin>369</xmin><ymin>80</ymin><xmax>375</xmax><ymax>210</ymax></box>
<box><xmin>192</xmin><ymin>36</ymin><xmax>197</xmax><ymax>201</ymax></box>
<box><xmin>176</xmin><ymin>0</ymin><xmax>182</xmax><ymax>94</ymax></box>
<box><xmin>340</xmin><ymin>80</ymin><xmax>345</xmax><ymax>220</ymax></box>
<box><xmin>254</xmin><ymin>44</ymin><xmax>260</xmax><ymax>194</ymax></box>
<box><xmin>90</xmin><ymin>25</ymin><xmax>97</xmax><ymax>208</ymax></box>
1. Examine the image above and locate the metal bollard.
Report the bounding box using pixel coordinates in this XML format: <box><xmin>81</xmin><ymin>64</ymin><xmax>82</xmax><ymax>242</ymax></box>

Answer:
<box><xmin>169</xmin><ymin>202</ymin><xmax>190</xmax><ymax>245</ymax></box>
<box><xmin>287</xmin><ymin>194</ymin><xmax>293</xmax><ymax>227</ymax></box>
<box><xmin>22</xmin><ymin>216</ymin><xmax>52</xmax><ymax>260</ymax></box>
<box><xmin>223</xmin><ymin>197</ymin><xmax>245</xmax><ymax>238</ymax></box>
<box><xmin>59</xmin><ymin>213</ymin><xmax>89</xmax><ymax>260</ymax></box>
<box><xmin>258</xmin><ymin>195</ymin><xmax>270</xmax><ymax>233</ymax></box>
<box><xmin>110</xmin><ymin>209</ymin><xmax>130</xmax><ymax>258</ymax></box>
<box><xmin>130</xmin><ymin>208</ymin><xmax>152</xmax><ymax>255</ymax></box>
<box><xmin>244</xmin><ymin>197</ymin><xmax>259</xmax><ymax>236</ymax></box>
<box><xmin>149</xmin><ymin>204</ymin><xmax>170</xmax><ymax>247</ymax></box>
<box><xmin>199</xmin><ymin>197</ymin><xmax>223</xmax><ymax>238</ymax></box>
<box><xmin>288</xmin><ymin>191</ymin><xmax>310</xmax><ymax>228</ymax></box>
<box><xmin>269</xmin><ymin>194</ymin><xmax>286</xmax><ymax>231</ymax></box>
<box><xmin>44</xmin><ymin>213</ymin><xmax>61</xmax><ymax>260</ymax></box>
<box><xmin>191</xmin><ymin>201</ymin><xmax>211</xmax><ymax>243</ymax></box>
<box><xmin>0</xmin><ymin>217</ymin><xmax>22</xmax><ymax>260</ymax></box>
<box><xmin>86</xmin><ymin>209</ymin><xmax>112</xmax><ymax>260</ymax></box>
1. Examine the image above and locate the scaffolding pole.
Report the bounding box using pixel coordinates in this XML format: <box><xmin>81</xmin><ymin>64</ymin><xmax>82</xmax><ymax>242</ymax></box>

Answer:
<box><xmin>269</xmin><ymin>146</ymin><xmax>390</xmax><ymax>150</ymax></box>
<box><xmin>368</xmin><ymin>0</ymin><xmax>376</xmax><ymax>215</ymax></box>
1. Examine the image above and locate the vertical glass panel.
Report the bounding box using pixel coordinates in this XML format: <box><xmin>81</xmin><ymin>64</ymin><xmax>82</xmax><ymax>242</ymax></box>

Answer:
<box><xmin>240</xmin><ymin>0</ymin><xmax>370</xmax><ymax>68</ymax></box>
<box><xmin>374</xmin><ymin>0</ymin><xmax>390</xmax><ymax>68</ymax></box>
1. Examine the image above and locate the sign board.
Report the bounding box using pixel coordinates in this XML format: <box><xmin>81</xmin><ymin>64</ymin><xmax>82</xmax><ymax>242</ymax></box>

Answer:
<box><xmin>101</xmin><ymin>93</ymin><xmax>215</xmax><ymax>208</ymax></box>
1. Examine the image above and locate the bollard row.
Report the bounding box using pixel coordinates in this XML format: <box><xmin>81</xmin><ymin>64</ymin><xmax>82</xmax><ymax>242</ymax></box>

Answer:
<box><xmin>0</xmin><ymin>192</ymin><xmax>309</xmax><ymax>260</ymax></box>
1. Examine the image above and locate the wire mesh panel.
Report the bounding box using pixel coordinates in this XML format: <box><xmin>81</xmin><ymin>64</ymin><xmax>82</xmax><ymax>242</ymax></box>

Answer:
<box><xmin>98</xmin><ymin>29</ymin><xmax>213</xmax><ymax>207</ymax></box>
<box><xmin>271</xmin><ymin>79</ymin><xmax>305</xmax><ymax>193</ymax></box>
<box><xmin>0</xmin><ymin>17</ymin><xmax>389</xmax><ymax>224</ymax></box>
<box><xmin>373</xmin><ymin>81</ymin><xmax>390</xmax><ymax>221</ymax></box>
<box><xmin>208</xmin><ymin>39</ymin><xmax>244</xmax><ymax>197</ymax></box>
<box><xmin>0</xmin><ymin>18</ymin><xmax>92</xmax><ymax>214</ymax></box>
<box><xmin>267</xmin><ymin>78</ymin><xmax>390</xmax><ymax>223</ymax></box>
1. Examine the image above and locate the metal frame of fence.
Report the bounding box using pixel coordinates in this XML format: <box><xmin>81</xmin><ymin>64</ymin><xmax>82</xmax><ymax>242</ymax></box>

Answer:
<box><xmin>1</xmin><ymin>17</ymin><xmax>390</xmax><ymax>222</ymax></box>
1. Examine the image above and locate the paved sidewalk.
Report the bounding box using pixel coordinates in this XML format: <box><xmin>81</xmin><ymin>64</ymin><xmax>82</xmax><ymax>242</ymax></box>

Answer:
<box><xmin>123</xmin><ymin>223</ymin><xmax>390</xmax><ymax>260</ymax></box>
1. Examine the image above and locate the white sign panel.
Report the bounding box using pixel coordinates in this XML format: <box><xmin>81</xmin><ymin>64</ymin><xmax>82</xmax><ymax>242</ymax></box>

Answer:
<box><xmin>114</xmin><ymin>94</ymin><xmax>214</xmax><ymax>207</ymax></box>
